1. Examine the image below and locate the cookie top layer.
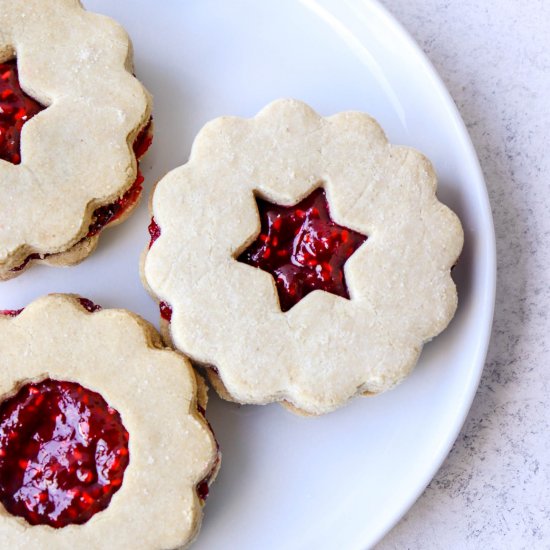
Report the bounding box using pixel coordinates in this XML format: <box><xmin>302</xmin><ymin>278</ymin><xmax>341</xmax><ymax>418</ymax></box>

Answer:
<box><xmin>0</xmin><ymin>0</ymin><xmax>151</xmax><ymax>271</ymax></box>
<box><xmin>0</xmin><ymin>294</ymin><xmax>217</xmax><ymax>549</ymax></box>
<box><xmin>144</xmin><ymin>99</ymin><xmax>464</xmax><ymax>415</ymax></box>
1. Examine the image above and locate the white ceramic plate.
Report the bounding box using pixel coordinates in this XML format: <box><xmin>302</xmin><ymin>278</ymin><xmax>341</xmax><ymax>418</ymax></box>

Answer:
<box><xmin>1</xmin><ymin>1</ymin><xmax>496</xmax><ymax>548</ymax></box>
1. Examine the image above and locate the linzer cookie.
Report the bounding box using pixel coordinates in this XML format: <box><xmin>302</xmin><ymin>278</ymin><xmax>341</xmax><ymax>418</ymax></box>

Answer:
<box><xmin>0</xmin><ymin>0</ymin><xmax>152</xmax><ymax>279</ymax></box>
<box><xmin>0</xmin><ymin>294</ymin><xmax>219</xmax><ymax>549</ymax></box>
<box><xmin>142</xmin><ymin>99</ymin><xmax>464</xmax><ymax>415</ymax></box>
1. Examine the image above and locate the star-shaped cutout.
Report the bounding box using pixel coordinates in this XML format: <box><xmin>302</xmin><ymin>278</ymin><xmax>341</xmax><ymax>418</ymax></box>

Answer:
<box><xmin>237</xmin><ymin>187</ymin><xmax>367</xmax><ymax>312</ymax></box>
<box><xmin>0</xmin><ymin>59</ymin><xmax>46</xmax><ymax>165</ymax></box>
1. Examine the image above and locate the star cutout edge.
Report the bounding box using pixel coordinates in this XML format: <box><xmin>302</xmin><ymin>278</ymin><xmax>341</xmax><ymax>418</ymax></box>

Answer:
<box><xmin>237</xmin><ymin>187</ymin><xmax>367</xmax><ymax>312</ymax></box>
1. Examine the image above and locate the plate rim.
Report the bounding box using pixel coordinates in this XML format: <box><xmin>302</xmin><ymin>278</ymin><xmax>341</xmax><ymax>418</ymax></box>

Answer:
<box><xmin>362</xmin><ymin>0</ymin><xmax>497</xmax><ymax>546</ymax></box>
<box><xmin>2</xmin><ymin>1</ymin><xmax>498</xmax><ymax>548</ymax></box>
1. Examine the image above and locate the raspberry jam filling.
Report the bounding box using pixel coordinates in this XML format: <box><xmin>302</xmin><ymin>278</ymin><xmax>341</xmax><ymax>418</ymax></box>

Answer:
<box><xmin>0</xmin><ymin>59</ymin><xmax>46</xmax><ymax>165</ymax></box>
<box><xmin>78</xmin><ymin>297</ymin><xmax>102</xmax><ymax>313</ymax></box>
<box><xmin>159</xmin><ymin>301</ymin><xmax>173</xmax><ymax>323</ymax></box>
<box><xmin>195</xmin><ymin>405</ymin><xmax>220</xmax><ymax>502</ymax></box>
<box><xmin>1</xmin><ymin>298</ymin><xmax>98</xmax><ymax>318</ymax></box>
<box><xmin>0</xmin><ymin>378</ymin><xmax>129</xmax><ymax>528</ymax></box>
<box><xmin>133</xmin><ymin>119</ymin><xmax>153</xmax><ymax>160</ymax></box>
<box><xmin>10</xmin><ymin>119</ymin><xmax>153</xmax><ymax>272</ymax></box>
<box><xmin>86</xmin><ymin>171</ymin><xmax>144</xmax><ymax>238</ymax></box>
<box><xmin>238</xmin><ymin>188</ymin><xmax>367</xmax><ymax>312</ymax></box>
<box><xmin>148</xmin><ymin>221</ymin><xmax>174</xmax><ymax>323</ymax></box>
<box><xmin>0</xmin><ymin>308</ymin><xmax>23</xmax><ymax>317</ymax></box>
<box><xmin>148</xmin><ymin>217</ymin><xmax>161</xmax><ymax>248</ymax></box>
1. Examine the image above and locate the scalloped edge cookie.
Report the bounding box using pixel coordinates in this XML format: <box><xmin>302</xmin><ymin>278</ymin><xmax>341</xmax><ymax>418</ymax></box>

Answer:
<box><xmin>0</xmin><ymin>0</ymin><xmax>152</xmax><ymax>279</ymax></box>
<box><xmin>0</xmin><ymin>294</ymin><xmax>219</xmax><ymax>549</ymax></box>
<box><xmin>142</xmin><ymin>99</ymin><xmax>464</xmax><ymax>415</ymax></box>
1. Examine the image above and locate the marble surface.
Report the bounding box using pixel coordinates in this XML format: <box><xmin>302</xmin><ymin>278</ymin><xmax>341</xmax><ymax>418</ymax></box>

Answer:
<box><xmin>377</xmin><ymin>1</ymin><xmax>550</xmax><ymax>548</ymax></box>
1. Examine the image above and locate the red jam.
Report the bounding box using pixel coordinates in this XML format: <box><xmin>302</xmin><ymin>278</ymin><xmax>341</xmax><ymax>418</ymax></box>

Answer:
<box><xmin>0</xmin><ymin>309</ymin><xmax>23</xmax><ymax>317</ymax></box>
<box><xmin>0</xmin><ymin>379</ymin><xmax>129</xmax><ymax>528</ymax></box>
<box><xmin>133</xmin><ymin>119</ymin><xmax>153</xmax><ymax>160</ymax></box>
<box><xmin>1</xmin><ymin>298</ymin><xmax>98</xmax><ymax>317</ymax></box>
<box><xmin>9</xmin><ymin>252</ymin><xmax>41</xmax><ymax>273</ymax></box>
<box><xmin>86</xmin><ymin>171</ymin><xmax>144</xmax><ymax>238</ymax></box>
<box><xmin>159</xmin><ymin>301</ymin><xmax>172</xmax><ymax>322</ymax></box>
<box><xmin>78</xmin><ymin>297</ymin><xmax>102</xmax><ymax>313</ymax></box>
<box><xmin>238</xmin><ymin>188</ymin><xmax>367</xmax><ymax>312</ymax></box>
<box><xmin>0</xmin><ymin>60</ymin><xmax>46</xmax><ymax>165</ymax></box>
<box><xmin>196</xmin><ymin>479</ymin><xmax>210</xmax><ymax>501</ymax></box>
<box><xmin>195</xmin><ymin>405</ymin><xmax>220</xmax><ymax>502</ymax></box>
<box><xmin>148</xmin><ymin>217</ymin><xmax>161</xmax><ymax>248</ymax></box>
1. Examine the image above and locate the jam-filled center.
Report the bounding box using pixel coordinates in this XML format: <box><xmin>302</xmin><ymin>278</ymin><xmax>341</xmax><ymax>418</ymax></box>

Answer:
<box><xmin>237</xmin><ymin>188</ymin><xmax>367</xmax><ymax>312</ymax></box>
<box><xmin>0</xmin><ymin>378</ymin><xmax>129</xmax><ymax>528</ymax></box>
<box><xmin>0</xmin><ymin>59</ymin><xmax>46</xmax><ymax>165</ymax></box>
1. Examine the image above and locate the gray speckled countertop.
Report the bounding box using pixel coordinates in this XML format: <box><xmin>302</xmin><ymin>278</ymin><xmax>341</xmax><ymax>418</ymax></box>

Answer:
<box><xmin>377</xmin><ymin>1</ymin><xmax>549</xmax><ymax>548</ymax></box>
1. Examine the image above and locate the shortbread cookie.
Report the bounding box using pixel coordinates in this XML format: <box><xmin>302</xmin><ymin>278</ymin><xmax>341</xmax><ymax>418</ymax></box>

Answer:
<box><xmin>0</xmin><ymin>294</ymin><xmax>219</xmax><ymax>549</ymax></box>
<box><xmin>142</xmin><ymin>99</ymin><xmax>464</xmax><ymax>415</ymax></box>
<box><xmin>0</xmin><ymin>0</ymin><xmax>152</xmax><ymax>280</ymax></box>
